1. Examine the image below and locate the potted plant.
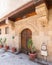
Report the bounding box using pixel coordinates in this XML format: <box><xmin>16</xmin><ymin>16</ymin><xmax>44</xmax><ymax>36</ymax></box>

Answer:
<box><xmin>11</xmin><ymin>47</ymin><xmax>16</xmax><ymax>53</ymax></box>
<box><xmin>4</xmin><ymin>38</ymin><xmax>9</xmax><ymax>51</ymax></box>
<box><xmin>11</xmin><ymin>36</ymin><xmax>16</xmax><ymax>52</ymax></box>
<box><xmin>0</xmin><ymin>38</ymin><xmax>3</xmax><ymax>48</ymax></box>
<box><xmin>27</xmin><ymin>38</ymin><xmax>37</xmax><ymax>60</ymax></box>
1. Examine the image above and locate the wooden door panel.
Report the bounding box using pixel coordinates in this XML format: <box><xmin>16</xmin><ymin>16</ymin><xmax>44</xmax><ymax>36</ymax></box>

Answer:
<box><xmin>21</xmin><ymin>37</ymin><xmax>27</xmax><ymax>49</ymax></box>
<box><xmin>21</xmin><ymin>29</ymin><xmax>32</xmax><ymax>53</ymax></box>
<box><xmin>21</xmin><ymin>30</ymin><xmax>27</xmax><ymax>50</ymax></box>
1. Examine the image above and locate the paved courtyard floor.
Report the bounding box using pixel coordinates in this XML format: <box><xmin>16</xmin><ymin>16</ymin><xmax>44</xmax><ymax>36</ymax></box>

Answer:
<box><xmin>0</xmin><ymin>48</ymin><xmax>52</xmax><ymax>65</ymax></box>
<box><xmin>0</xmin><ymin>52</ymin><xmax>40</xmax><ymax>65</ymax></box>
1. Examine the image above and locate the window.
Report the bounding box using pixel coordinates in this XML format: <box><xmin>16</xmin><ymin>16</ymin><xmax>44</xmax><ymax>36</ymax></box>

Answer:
<box><xmin>0</xmin><ymin>29</ymin><xmax>1</xmax><ymax>34</ymax></box>
<box><xmin>5</xmin><ymin>27</ymin><xmax>9</xmax><ymax>34</ymax></box>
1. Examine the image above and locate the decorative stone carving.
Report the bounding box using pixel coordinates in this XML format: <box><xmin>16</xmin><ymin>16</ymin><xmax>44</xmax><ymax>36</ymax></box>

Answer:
<box><xmin>6</xmin><ymin>19</ymin><xmax>15</xmax><ymax>30</ymax></box>
<box><xmin>35</xmin><ymin>3</ymin><xmax>48</xmax><ymax>27</ymax></box>
<box><xmin>35</xmin><ymin>3</ymin><xmax>48</xmax><ymax>17</ymax></box>
<box><xmin>37</xmin><ymin>16</ymin><xmax>48</xmax><ymax>27</ymax></box>
<box><xmin>5</xmin><ymin>19</ymin><xmax>9</xmax><ymax>24</ymax></box>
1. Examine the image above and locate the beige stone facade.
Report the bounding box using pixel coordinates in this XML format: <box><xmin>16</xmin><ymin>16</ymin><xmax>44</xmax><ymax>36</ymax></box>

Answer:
<box><xmin>0</xmin><ymin>3</ymin><xmax>52</xmax><ymax>62</ymax></box>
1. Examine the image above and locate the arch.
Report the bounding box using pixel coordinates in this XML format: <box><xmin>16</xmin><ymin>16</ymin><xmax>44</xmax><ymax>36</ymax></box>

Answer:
<box><xmin>21</xmin><ymin>28</ymin><xmax>32</xmax><ymax>53</ymax></box>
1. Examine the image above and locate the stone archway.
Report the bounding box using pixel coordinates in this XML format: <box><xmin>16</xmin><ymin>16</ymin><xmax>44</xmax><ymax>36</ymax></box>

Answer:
<box><xmin>21</xmin><ymin>28</ymin><xmax>32</xmax><ymax>53</ymax></box>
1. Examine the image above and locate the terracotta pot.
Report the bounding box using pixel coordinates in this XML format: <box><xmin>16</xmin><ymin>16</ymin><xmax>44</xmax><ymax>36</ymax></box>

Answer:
<box><xmin>5</xmin><ymin>45</ymin><xmax>9</xmax><ymax>51</ymax></box>
<box><xmin>0</xmin><ymin>45</ymin><xmax>3</xmax><ymax>48</ymax></box>
<box><xmin>29</xmin><ymin>53</ymin><xmax>37</xmax><ymax>60</ymax></box>
<box><xmin>11</xmin><ymin>47</ymin><xmax>16</xmax><ymax>53</ymax></box>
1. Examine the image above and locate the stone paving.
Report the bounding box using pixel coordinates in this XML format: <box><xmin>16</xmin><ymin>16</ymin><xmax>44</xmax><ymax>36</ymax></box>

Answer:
<box><xmin>0</xmin><ymin>52</ymin><xmax>40</xmax><ymax>65</ymax></box>
<box><xmin>0</xmin><ymin>48</ymin><xmax>52</xmax><ymax>65</ymax></box>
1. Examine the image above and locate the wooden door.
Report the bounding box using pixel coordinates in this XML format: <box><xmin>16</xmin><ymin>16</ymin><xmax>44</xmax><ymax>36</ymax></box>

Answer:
<box><xmin>21</xmin><ymin>29</ymin><xmax>32</xmax><ymax>53</ymax></box>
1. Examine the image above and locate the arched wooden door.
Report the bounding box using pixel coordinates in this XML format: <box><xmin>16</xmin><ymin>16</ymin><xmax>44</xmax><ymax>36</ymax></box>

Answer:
<box><xmin>21</xmin><ymin>29</ymin><xmax>32</xmax><ymax>53</ymax></box>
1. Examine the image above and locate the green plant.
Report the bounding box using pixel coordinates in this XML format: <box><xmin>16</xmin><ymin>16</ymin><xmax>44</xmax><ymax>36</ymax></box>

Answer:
<box><xmin>4</xmin><ymin>38</ymin><xmax>7</xmax><ymax>43</ymax></box>
<box><xmin>12</xmin><ymin>36</ymin><xmax>15</xmax><ymax>39</ymax></box>
<box><xmin>0</xmin><ymin>38</ymin><xmax>2</xmax><ymax>45</ymax></box>
<box><xmin>27</xmin><ymin>38</ymin><xmax>36</xmax><ymax>53</ymax></box>
<box><xmin>12</xmin><ymin>36</ymin><xmax>15</xmax><ymax>47</ymax></box>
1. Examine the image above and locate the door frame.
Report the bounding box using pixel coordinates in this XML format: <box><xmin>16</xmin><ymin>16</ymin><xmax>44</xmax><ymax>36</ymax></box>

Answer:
<box><xmin>21</xmin><ymin>28</ymin><xmax>32</xmax><ymax>52</ymax></box>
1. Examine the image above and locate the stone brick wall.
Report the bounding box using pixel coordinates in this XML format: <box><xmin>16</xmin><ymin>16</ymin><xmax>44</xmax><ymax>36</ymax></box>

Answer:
<box><xmin>14</xmin><ymin>3</ymin><xmax>52</xmax><ymax>62</ymax></box>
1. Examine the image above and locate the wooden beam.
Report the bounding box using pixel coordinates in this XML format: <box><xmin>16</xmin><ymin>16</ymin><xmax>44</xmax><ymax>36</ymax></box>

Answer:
<box><xmin>0</xmin><ymin>0</ymin><xmax>47</xmax><ymax>22</ymax></box>
<box><xmin>0</xmin><ymin>20</ymin><xmax>5</xmax><ymax>26</ymax></box>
